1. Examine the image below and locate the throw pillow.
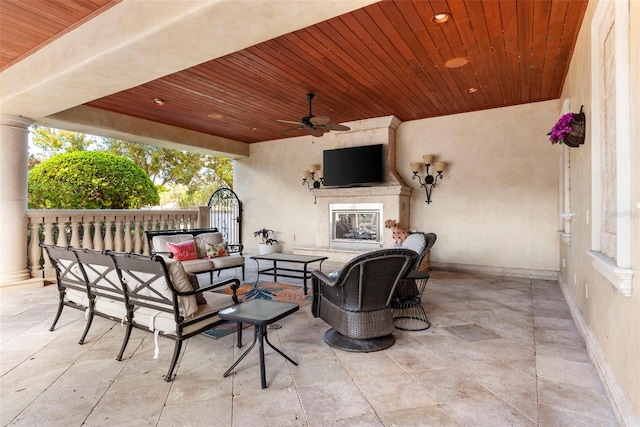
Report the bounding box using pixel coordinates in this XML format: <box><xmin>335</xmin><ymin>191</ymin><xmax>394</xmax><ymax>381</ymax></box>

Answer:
<box><xmin>186</xmin><ymin>273</ymin><xmax>207</xmax><ymax>305</ymax></box>
<box><xmin>206</xmin><ymin>242</ymin><xmax>229</xmax><ymax>258</ymax></box>
<box><xmin>166</xmin><ymin>239</ymin><xmax>198</xmax><ymax>261</ymax></box>
<box><xmin>402</xmin><ymin>233</ymin><xmax>426</xmax><ymax>255</ymax></box>
<box><xmin>194</xmin><ymin>232</ymin><xmax>223</xmax><ymax>259</ymax></box>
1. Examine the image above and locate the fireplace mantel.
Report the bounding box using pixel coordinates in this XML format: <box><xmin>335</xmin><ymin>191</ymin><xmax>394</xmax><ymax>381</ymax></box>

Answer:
<box><xmin>314</xmin><ymin>185</ymin><xmax>411</xmax><ymax>199</ymax></box>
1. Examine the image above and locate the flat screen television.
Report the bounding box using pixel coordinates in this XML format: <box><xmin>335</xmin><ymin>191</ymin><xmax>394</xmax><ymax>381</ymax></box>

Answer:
<box><xmin>322</xmin><ymin>144</ymin><xmax>384</xmax><ymax>187</ymax></box>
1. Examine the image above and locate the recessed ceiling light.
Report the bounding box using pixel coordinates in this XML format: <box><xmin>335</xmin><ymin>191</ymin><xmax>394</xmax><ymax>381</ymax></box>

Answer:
<box><xmin>207</xmin><ymin>112</ymin><xmax>223</xmax><ymax>119</ymax></box>
<box><xmin>431</xmin><ymin>12</ymin><xmax>451</xmax><ymax>24</ymax></box>
<box><xmin>445</xmin><ymin>57</ymin><xmax>469</xmax><ymax>68</ymax></box>
<box><xmin>153</xmin><ymin>98</ymin><xmax>165</xmax><ymax>106</ymax></box>
<box><xmin>465</xmin><ymin>87</ymin><xmax>478</xmax><ymax>94</ymax></box>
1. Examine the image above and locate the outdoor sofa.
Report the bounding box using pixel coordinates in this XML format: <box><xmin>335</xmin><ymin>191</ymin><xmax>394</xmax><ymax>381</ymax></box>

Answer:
<box><xmin>146</xmin><ymin>228</ymin><xmax>245</xmax><ymax>281</ymax></box>
<box><xmin>42</xmin><ymin>243</ymin><xmax>240</xmax><ymax>381</ymax></box>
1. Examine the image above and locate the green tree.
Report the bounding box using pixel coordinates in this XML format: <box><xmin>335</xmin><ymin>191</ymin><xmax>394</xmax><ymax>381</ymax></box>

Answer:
<box><xmin>28</xmin><ymin>151</ymin><xmax>159</xmax><ymax>209</ymax></box>
<box><xmin>30</xmin><ymin>127</ymin><xmax>233</xmax><ymax>208</ymax></box>
<box><xmin>103</xmin><ymin>138</ymin><xmax>233</xmax><ymax>193</ymax></box>
<box><xmin>31</xmin><ymin>126</ymin><xmax>97</xmax><ymax>157</ymax></box>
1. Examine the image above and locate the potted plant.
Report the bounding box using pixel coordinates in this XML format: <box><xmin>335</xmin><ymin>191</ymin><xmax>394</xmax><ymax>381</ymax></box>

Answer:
<box><xmin>253</xmin><ymin>228</ymin><xmax>281</xmax><ymax>254</ymax></box>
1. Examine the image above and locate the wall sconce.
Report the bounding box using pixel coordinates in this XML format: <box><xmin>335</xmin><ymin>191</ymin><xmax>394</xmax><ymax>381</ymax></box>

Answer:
<box><xmin>410</xmin><ymin>155</ymin><xmax>446</xmax><ymax>204</ymax></box>
<box><xmin>302</xmin><ymin>164</ymin><xmax>323</xmax><ymax>191</ymax></box>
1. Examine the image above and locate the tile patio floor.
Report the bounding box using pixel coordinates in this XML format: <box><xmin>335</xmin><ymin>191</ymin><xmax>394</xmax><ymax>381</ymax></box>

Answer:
<box><xmin>0</xmin><ymin>260</ymin><xmax>618</xmax><ymax>426</ymax></box>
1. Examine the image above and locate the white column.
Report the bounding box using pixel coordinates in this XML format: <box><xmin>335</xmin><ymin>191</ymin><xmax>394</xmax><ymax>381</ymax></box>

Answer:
<box><xmin>0</xmin><ymin>115</ymin><xmax>33</xmax><ymax>285</ymax></box>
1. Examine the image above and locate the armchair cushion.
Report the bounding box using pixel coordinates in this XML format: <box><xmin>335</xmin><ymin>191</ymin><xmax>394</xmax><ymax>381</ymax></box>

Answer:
<box><xmin>211</xmin><ymin>254</ymin><xmax>244</xmax><ymax>269</ymax></box>
<box><xmin>180</xmin><ymin>258</ymin><xmax>215</xmax><ymax>274</ymax></box>
<box><xmin>164</xmin><ymin>259</ymin><xmax>199</xmax><ymax>317</ymax></box>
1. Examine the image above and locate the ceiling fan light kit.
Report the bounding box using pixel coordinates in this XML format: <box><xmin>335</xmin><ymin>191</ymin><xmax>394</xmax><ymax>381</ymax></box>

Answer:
<box><xmin>277</xmin><ymin>93</ymin><xmax>350</xmax><ymax>137</ymax></box>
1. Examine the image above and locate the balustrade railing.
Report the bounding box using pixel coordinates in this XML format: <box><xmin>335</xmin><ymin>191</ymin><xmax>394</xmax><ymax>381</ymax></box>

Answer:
<box><xmin>27</xmin><ymin>207</ymin><xmax>210</xmax><ymax>280</ymax></box>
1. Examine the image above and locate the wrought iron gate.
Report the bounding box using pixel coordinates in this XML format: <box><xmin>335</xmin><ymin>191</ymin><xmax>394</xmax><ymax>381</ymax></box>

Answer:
<box><xmin>207</xmin><ymin>188</ymin><xmax>243</xmax><ymax>253</ymax></box>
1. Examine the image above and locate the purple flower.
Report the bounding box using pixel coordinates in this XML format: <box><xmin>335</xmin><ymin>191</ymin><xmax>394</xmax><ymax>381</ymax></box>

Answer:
<box><xmin>548</xmin><ymin>113</ymin><xmax>574</xmax><ymax>144</ymax></box>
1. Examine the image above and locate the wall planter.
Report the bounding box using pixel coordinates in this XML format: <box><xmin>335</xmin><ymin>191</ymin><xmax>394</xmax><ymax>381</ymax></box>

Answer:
<box><xmin>548</xmin><ymin>105</ymin><xmax>586</xmax><ymax>147</ymax></box>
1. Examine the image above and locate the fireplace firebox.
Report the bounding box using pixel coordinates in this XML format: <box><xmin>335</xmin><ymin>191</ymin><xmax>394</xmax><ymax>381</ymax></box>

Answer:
<box><xmin>330</xmin><ymin>203</ymin><xmax>383</xmax><ymax>249</ymax></box>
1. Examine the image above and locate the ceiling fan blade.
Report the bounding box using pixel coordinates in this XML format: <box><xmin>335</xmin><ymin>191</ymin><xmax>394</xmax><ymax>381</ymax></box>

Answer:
<box><xmin>276</xmin><ymin>119</ymin><xmax>303</xmax><ymax>125</ymax></box>
<box><xmin>322</xmin><ymin>122</ymin><xmax>351</xmax><ymax>131</ymax></box>
<box><xmin>280</xmin><ymin>125</ymin><xmax>304</xmax><ymax>133</ymax></box>
<box><xmin>310</xmin><ymin>128</ymin><xmax>325</xmax><ymax>137</ymax></box>
<box><xmin>309</xmin><ymin>115</ymin><xmax>330</xmax><ymax>126</ymax></box>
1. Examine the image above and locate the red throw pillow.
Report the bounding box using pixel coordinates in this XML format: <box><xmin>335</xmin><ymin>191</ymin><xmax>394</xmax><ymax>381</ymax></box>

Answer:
<box><xmin>166</xmin><ymin>240</ymin><xmax>197</xmax><ymax>261</ymax></box>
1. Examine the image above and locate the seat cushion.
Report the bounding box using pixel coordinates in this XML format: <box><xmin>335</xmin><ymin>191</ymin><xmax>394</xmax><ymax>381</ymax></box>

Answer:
<box><xmin>94</xmin><ymin>296</ymin><xmax>128</xmax><ymax>320</ymax></box>
<box><xmin>180</xmin><ymin>258</ymin><xmax>215</xmax><ymax>274</ymax></box>
<box><xmin>211</xmin><ymin>254</ymin><xmax>245</xmax><ymax>269</ymax></box>
<box><xmin>66</xmin><ymin>288</ymin><xmax>89</xmax><ymax>306</ymax></box>
<box><xmin>134</xmin><ymin>292</ymin><xmax>235</xmax><ymax>335</ymax></box>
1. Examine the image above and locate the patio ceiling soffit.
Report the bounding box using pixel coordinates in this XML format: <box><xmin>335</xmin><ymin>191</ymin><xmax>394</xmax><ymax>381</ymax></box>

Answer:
<box><xmin>38</xmin><ymin>105</ymin><xmax>249</xmax><ymax>159</ymax></box>
<box><xmin>0</xmin><ymin>0</ymin><xmax>377</xmax><ymax>120</ymax></box>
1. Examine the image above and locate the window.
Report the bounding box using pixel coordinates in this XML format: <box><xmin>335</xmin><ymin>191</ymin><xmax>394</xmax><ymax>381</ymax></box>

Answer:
<box><xmin>589</xmin><ymin>0</ymin><xmax>633</xmax><ymax>296</ymax></box>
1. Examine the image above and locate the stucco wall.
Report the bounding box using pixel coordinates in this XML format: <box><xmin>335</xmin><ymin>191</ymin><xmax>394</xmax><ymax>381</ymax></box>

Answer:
<box><xmin>558</xmin><ymin>0</ymin><xmax>640</xmax><ymax>419</ymax></box>
<box><xmin>395</xmin><ymin>101</ymin><xmax>560</xmax><ymax>276</ymax></box>
<box><xmin>235</xmin><ymin>100</ymin><xmax>561</xmax><ymax>278</ymax></box>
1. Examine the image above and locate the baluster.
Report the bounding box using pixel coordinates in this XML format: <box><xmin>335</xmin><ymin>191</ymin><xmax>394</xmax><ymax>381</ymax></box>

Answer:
<box><xmin>142</xmin><ymin>218</ymin><xmax>150</xmax><ymax>255</ymax></box>
<box><xmin>29</xmin><ymin>221</ymin><xmax>42</xmax><ymax>278</ymax></box>
<box><xmin>150</xmin><ymin>216</ymin><xmax>159</xmax><ymax>232</ymax></box>
<box><xmin>133</xmin><ymin>219</ymin><xmax>142</xmax><ymax>254</ymax></box>
<box><xmin>56</xmin><ymin>221</ymin><xmax>68</xmax><ymax>246</ymax></box>
<box><xmin>70</xmin><ymin>220</ymin><xmax>81</xmax><ymax>248</ymax></box>
<box><xmin>93</xmin><ymin>218</ymin><xmax>104</xmax><ymax>251</ymax></box>
<box><xmin>114</xmin><ymin>220</ymin><xmax>124</xmax><ymax>252</ymax></box>
<box><xmin>82</xmin><ymin>219</ymin><xmax>93</xmax><ymax>249</ymax></box>
<box><xmin>124</xmin><ymin>218</ymin><xmax>133</xmax><ymax>253</ymax></box>
<box><xmin>42</xmin><ymin>219</ymin><xmax>56</xmax><ymax>278</ymax></box>
<box><xmin>104</xmin><ymin>219</ymin><xmax>114</xmax><ymax>251</ymax></box>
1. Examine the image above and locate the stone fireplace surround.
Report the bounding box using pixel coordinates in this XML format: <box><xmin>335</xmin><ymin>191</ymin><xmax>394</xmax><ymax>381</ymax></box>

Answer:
<box><xmin>293</xmin><ymin>115</ymin><xmax>412</xmax><ymax>263</ymax></box>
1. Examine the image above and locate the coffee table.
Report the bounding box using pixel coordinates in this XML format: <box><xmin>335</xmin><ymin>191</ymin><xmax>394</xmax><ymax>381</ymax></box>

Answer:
<box><xmin>220</xmin><ymin>299</ymin><xmax>299</xmax><ymax>389</ymax></box>
<box><xmin>251</xmin><ymin>253</ymin><xmax>328</xmax><ymax>294</ymax></box>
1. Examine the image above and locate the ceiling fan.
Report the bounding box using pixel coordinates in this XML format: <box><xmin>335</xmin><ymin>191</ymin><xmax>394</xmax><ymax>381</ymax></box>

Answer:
<box><xmin>277</xmin><ymin>93</ymin><xmax>350</xmax><ymax>137</ymax></box>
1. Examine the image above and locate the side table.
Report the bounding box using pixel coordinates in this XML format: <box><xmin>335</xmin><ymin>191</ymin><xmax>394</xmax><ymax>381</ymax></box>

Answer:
<box><xmin>391</xmin><ymin>271</ymin><xmax>431</xmax><ymax>331</ymax></box>
<box><xmin>220</xmin><ymin>299</ymin><xmax>299</xmax><ymax>389</ymax></box>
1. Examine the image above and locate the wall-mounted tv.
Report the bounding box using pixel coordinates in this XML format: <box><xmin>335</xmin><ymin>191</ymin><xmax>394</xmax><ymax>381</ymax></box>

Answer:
<box><xmin>322</xmin><ymin>144</ymin><xmax>384</xmax><ymax>187</ymax></box>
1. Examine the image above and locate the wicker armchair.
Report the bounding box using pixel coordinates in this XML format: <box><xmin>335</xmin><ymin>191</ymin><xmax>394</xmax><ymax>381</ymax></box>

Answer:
<box><xmin>311</xmin><ymin>248</ymin><xmax>418</xmax><ymax>352</ymax></box>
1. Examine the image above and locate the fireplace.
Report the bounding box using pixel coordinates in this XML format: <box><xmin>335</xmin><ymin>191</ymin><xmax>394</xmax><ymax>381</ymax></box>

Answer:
<box><xmin>330</xmin><ymin>203</ymin><xmax>383</xmax><ymax>249</ymax></box>
<box><xmin>292</xmin><ymin>115</ymin><xmax>412</xmax><ymax>262</ymax></box>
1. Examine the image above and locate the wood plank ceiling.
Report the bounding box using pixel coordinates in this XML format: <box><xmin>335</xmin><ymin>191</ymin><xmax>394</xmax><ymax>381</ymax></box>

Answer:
<box><xmin>1</xmin><ymin>0</ymin><xmax>588</xmax><ymax>144</ymax></box>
